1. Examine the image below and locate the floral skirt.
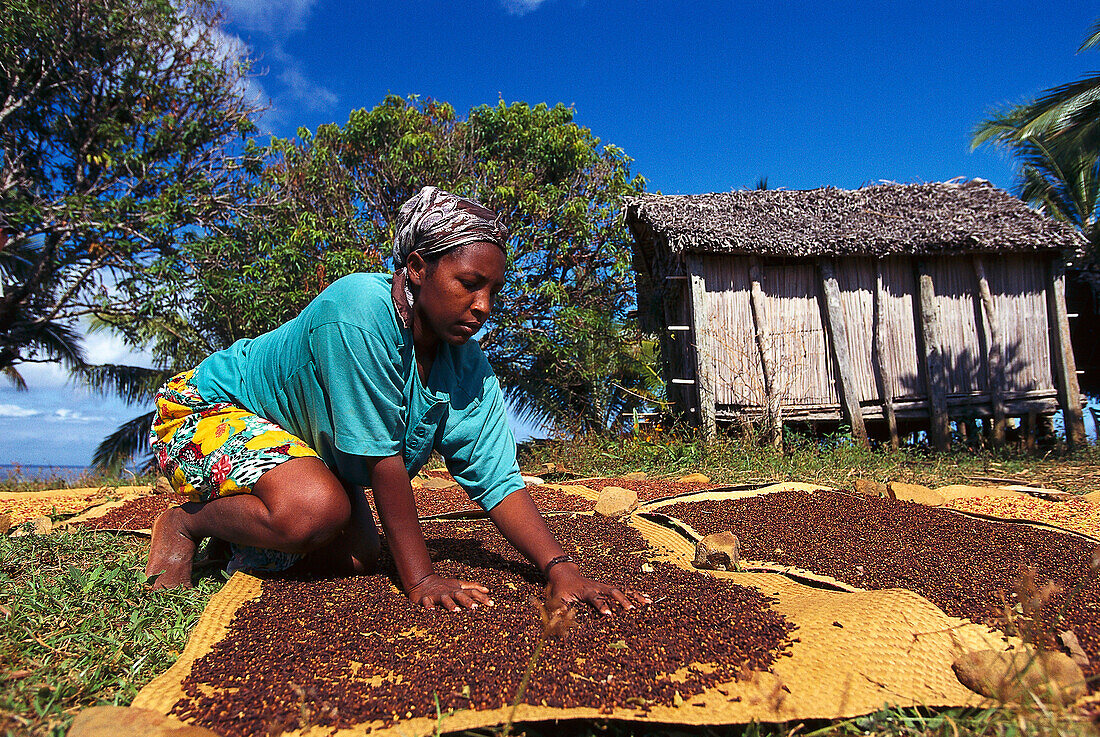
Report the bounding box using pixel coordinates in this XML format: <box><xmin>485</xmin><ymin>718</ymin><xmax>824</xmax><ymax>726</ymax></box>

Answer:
<box><xmin>149</xmin><ymin>370</ymin><xmax>320</xmax><ymax>572</ymax></box>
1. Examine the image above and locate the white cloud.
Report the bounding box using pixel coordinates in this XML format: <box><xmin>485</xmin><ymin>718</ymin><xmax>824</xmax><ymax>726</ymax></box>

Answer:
<box><xmin>219</xmin><ymin>0</ymin><xmax>317</xmax><ymax>37</ymax></box>
<box><xmin>83</xmin><ymin>330</ymin><xmax>155</xmax><ymax>367</ymax></box>
<box><xmin>501</xmin><ymin>0</ymin><xmax>548</xmax><ymax>15</ymax></box>
<box><xmin>279</xmin><ymin>66</ymin><xmax>338</xmax><ymax>112</ymax></box>
<box><xmin>0</xmin><ymin>404</ymin><xmax>41</xmax><ymax>418</ymax></box>
<box><xmin>207</xmin><ymin>2</ymin><xmax>335</xmax><ymax>127</ymax></box>
<box><xmin>207</xmin><ymin>22</ymin><xmax>251</xmax><ymax>65</ymax></box>
<box><xmin>10</xmin><ymin>361</ymin><xmax>70</xmax><ymax>390</ymax></box>
<box><xmin>51</xmin><ymin>409</ymin><xmax>102</xmax><ymax>423</ymax></box>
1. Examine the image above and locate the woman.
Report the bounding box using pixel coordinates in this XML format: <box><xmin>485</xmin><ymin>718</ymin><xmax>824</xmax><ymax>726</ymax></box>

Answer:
<box><xmin>147</xmin><ymin>186</ymin><xmax>647</xmax><ymax>614</ymax></box>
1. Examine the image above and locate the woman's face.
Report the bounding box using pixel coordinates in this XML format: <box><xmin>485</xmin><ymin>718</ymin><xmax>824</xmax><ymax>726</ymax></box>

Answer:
<box><xmin>407</xmin><ymin>240</ymin><xmax>506</xmax><ymax>346</ymax></box>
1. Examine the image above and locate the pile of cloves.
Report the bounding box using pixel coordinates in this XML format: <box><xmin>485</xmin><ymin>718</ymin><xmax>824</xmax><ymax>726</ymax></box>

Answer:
<box><xmin>171</xmin><ymin>515</ymin><xmax>796</xmax><ymax>736</ymax></box>
<box><xmin>666</xmin><ymin>491</ymin><xmax>1100</xmax><ymax>686</ymax></box>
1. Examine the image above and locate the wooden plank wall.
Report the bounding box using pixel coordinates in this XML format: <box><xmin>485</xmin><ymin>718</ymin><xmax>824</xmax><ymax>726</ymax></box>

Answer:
<box><xmin>986</xmin><ymin>255</ymin><xmax>1054</xmax><ymax>395</ymax></box>
<box><xmin>700</xmin><ymin>257</ymin><xmax>766</xmax><ymax>408</ymax></box>
<box><xmin>694</xmin><ymin>253</ymin><xmax>1060</xmax><ymax>422</ymax></box>
<box><xmin>876</xmin><ymin>258</ymin><xmax>922</xmax><ymax>401</ymax></box>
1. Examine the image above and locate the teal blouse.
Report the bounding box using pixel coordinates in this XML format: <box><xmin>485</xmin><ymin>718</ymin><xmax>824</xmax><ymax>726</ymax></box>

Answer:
<box><xmin>191</xmin><ymin>272</ymin><xmax>525</xmax><ymax>510</ymax></box>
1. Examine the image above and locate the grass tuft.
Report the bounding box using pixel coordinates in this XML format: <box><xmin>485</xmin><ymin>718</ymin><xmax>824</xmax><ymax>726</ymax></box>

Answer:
<box><xmin>0</xmin><ymin>530</ymin><xmax>222</xmax><ymax>736</ymax></box>
<box><xmin>517</xmin><ymin>428</ymin><xmax>1100</xmax><ymax>495</ymax></box>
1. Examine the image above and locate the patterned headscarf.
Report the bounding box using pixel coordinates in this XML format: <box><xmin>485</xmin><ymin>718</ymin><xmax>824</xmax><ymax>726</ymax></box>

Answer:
<box><xmin>390</xmin><ymin>187</ymin><xmax>508</xmax><ymax>323</ymax></box>
<box><xmin>392</xmin><ymin>186</ymin><xmax>508</xmax><ymax>269</ymax></box>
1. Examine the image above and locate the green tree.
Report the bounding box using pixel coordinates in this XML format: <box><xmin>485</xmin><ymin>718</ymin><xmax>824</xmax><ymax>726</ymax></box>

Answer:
<box><xmin>977</xmin><ymin>19</ymin><xmax>1100</xmax><ymax>155</ymax></box>
<box><xmin>169</xmin><ymin>96</ymin><xmax>653</xmax><ymax>435</ymax></box>
<box><xmin>0</xmin><ymin>233</ymin><xmax>86</xmax><ymax>387</ymax></box>
<box><xmin>971</xmin><ymin>20</ymin><xmax>1100</xmax><ymax>291</ymax></box>
<box><xmin>0</xmin><ymin>0</ymin><xmax>261</xmax><ymax>382</ymax></box>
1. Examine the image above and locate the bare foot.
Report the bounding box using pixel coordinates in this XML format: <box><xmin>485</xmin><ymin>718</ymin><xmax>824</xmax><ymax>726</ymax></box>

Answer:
<box><xmin>146</xmin><ymin>507</ymin><xmax>197</xmax><ymax>589</ymax></box>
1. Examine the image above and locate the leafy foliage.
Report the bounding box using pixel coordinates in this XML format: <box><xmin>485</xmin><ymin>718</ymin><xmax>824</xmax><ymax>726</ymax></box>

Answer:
<box><xmin>971</xmin><ymin>19</ymin><xmax>1100</xmax><ymax>292</ymax></box>
<box><xmin>972</xmin><ymin>18</ymin><xmax>1100</xmax><ymax>157</ymax></box>
<box><xmin>0</xmin><ymin>0</ymin><xmax>262</xmax><ymax>376</ymax></box>
<box><xmin>174</xmin><ymin>96</ymin><xmax>655</xmax><ymax>434</ymax></box>
<box><xmin>0</xmin><ymin>0</ymin><xmax>265</xmax><ymax>467</ymax></box>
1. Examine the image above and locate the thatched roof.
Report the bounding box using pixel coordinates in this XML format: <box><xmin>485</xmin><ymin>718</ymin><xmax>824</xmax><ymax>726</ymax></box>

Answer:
<box><xmin>625</xmin><ymin>180</ymin><xmax>1083</xmax><ymax>257</ymax></box>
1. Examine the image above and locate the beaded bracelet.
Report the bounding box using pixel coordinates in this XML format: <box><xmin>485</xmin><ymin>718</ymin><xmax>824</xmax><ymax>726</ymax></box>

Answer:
<box><xmin>543</xmin><ymin>554</ymin><xmax>576</xmax><ymax>577</ymax></box>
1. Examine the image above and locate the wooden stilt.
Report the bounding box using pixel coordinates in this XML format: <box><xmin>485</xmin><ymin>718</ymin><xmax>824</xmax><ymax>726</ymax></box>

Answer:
<box><xmin>972</xmin><ymin>256</ymin><xmax>1007</xmax><ymax>446</ymax></box>
<box><xmin>748</xmin><ymin>257</ymin><xmax>783</xmax><ymax>449</ymax></box>
<box><xmin>1046</xmin><ymin>259</ymin><xmax>1087</xmax><ymax>447</ymax></box>
<box><xmin>818</xmin><ymin>258</ymin><xmax>869</xmax><ymax>448</ymax></box>
<box><xmin>873</xmin><ymin>261</ymin><xmax>900</xmax><ymax>449</ymax></box>
<box><xmin>916</xmin><ymin>260</ymin><xmax>951</xmax><ymax>451</ymax></box>
<box><xmin>968</xmin><ymin>419</ymin><xmax>982</xmax><ymax>449</ymax></box>
<box><xmin>686</xmin><ymin>256</ymin><xmax>717</xmax><ymax>442</ymax></box>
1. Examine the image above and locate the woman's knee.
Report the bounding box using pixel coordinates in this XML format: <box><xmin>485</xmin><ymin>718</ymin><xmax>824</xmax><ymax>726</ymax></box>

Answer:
<box><xmin>280</xmin><ymin>493</ymin><xmax>350</xmax><ymax>552</ymax></box>
<box><xmin>254</xmin><ymin>458</ymin><xmax>352</xmax><ymax>553</ymax></box>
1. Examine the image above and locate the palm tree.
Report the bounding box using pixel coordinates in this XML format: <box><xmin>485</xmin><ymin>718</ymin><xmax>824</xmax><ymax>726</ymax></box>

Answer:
<box><xmin>971</xmin><ymin>20</ymin><xmax>1100</xmax><ymax>292</ymax></box>
<box><xmin>81</xmin><ymin>361</ymin><xmax>172</xmax><ymax>474</ymax></box>
<box><xmin>976</xmin><ymin>19</ymin><xmax>1100</xmax><ymax>155</ymax></box>
<box><xmin>1</xmin><ymin>233</ymin><xmax>88</xmax><ymax>388</ymax></box>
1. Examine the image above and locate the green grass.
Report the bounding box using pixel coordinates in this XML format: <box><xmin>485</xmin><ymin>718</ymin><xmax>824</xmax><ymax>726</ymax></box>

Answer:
<box><xmin>0</xmin><ymin>530</ymin><xmax>223</xmax><ymax>736</ymax></box>
<box><xmin>0</xmin><ymin>468</ymin><xmax>158</xmax><ymax>493</ymax></box>
<box><xmin>3</xmin><ymin>433</ymin><xmax>1099</xmax><ymax>736</ymax></box>
<box><xmin>517</xmin><ymin>429</ymin><xmax>1100</xmax><ymax>495</ymax></box>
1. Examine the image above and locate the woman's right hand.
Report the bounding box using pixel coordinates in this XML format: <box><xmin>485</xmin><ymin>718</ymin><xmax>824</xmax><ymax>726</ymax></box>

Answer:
<box><xmin>407</xmin><ymin>573</ymin><xmax>494</xmax><ymax>611</ymax></box>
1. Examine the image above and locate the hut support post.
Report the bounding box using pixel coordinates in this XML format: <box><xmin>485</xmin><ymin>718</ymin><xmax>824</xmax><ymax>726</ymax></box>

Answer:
<box><xmin>916</xmin><ymin>260</ymin><xmax>951</xmax><ymax>451</ymax></box>
<box><xmin>818</xmin><ymin>258</ymin><xmax>869</xmax><ymax>448</ymax></box>
<box><xmin>873</xmin><ymin>262</ymin><xmax>900</xmax><ymax>449</ymax></box>
<box><xmin>748</xmin><ymin>257</ymin><xmax>783</xmax><ymax>449</ymax></box>
<box><xmin>972</xmin><ymin>256</ymin><xmax>1007</xmax><ymax>446</ymax></box>
<box><xmin>1046</xmin><ymin>259</ymin><xmax>1086</xmax><ymax>447</ymax></box>
<box><xmin>687</xmin><ymin>256</ymin><xmax>717</xmax><ymax>442</ymax></box>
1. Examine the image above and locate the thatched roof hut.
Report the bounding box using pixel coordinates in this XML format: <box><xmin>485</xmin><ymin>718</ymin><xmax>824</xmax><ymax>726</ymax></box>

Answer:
<box><xmin>626</xmin><ymin>180</ymin><xmax>1087</xmax><ymax>448</ymax></box>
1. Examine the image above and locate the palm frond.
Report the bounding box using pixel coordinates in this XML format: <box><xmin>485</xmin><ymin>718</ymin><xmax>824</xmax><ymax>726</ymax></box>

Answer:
<box><xmin>1079</xmin><ymin>18</ymin><xmax>1100</xmax><ymax>53</ymax></box>
<box><xmin>92</xmin><ymin>411</ymin><xmax>157</xmax><ymax>474</ymax></box>
<box><xmin>80</xmin><ymin>364</ymin><xmax>170</xmax><ymax>404</ymax></box>
<box><xmin>24</xmin><ymin>320</ymin><xmax>87</xmax><ymax>370</ymax></box>
<box><xmin>1023</xmin><ymin>74</ymin><xmax>1100</xmax><ymax>141</ymax></box>
<box><xmin>2</xmin><ymin>366</ymin><xmax>27</xmax><ymax>391</ymax></box>
<box><xmin>970</xmin><ymin>105</ymin><xmax>1030</xmax><ymax>150</ymax></box>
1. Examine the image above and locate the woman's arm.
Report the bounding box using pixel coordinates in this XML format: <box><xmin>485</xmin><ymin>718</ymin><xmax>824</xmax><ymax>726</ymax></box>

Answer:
<box><xmin>368</xmin><ymin>454</ymin><xmax>491</xmax><ymax>611</ymax></box>
<box><xmin>487</xmin><ymin>489</ymin><xmax>649</xmax><ymax>614</ymax></box>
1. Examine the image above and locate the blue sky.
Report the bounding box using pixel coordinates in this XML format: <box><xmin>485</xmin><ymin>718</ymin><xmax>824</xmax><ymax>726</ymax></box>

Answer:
<box><xmin>3</xmin><ymin>0</ymin><xmax>1097</xmax><ymax>467</ymax></box>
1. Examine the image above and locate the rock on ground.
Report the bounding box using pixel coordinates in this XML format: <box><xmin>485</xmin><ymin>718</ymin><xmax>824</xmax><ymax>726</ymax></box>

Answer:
<box><xmin>594</xmin><ymin>485</ymin><xmax>638</xmax><ymax>517</ymax></box>
<box><xmin>693</xmin><ymin>532</ymin><xmax>740</xmax><ymax>571</ymax></box>
<box><xmin>854</xmin><ymin>478</ymin><xmax>891</xmax><ymax>499</ymax></box>
<box><xmin>952</xmin><ymin>649</ymin><xmax>1086</xmax><ymax>705</ymax></box>
<box><xmin>888</xmin><ymin>482</ymin><xmax>945</xmax><ymax>506</ymax></box>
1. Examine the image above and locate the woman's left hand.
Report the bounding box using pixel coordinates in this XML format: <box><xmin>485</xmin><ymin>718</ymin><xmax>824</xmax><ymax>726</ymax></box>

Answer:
<box><xmin>545</xmin><ymin>562</ymin><xmax>651</xmax><ymax>615</ymax></box>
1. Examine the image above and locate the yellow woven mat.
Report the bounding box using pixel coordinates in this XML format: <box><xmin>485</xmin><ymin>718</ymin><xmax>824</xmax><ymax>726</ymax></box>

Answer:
<box><xmin>640</xmin><ymin>481</ymin><xmax>833</xmax><ymax>514</ymax></box>
<box><xmin>937</xmin><ymin>489</ymin><xmax>1100</xmax><ymax>540</ymax></box>
<box><xmin>134</xmin><ymin>574</ymin><xmax>264</xmax><ymax>716</ymax></box>
<box><xmin>631</xmin><ymin>515</ymin><xmax>1008</xmax><ymax>717</ymax></box>
<box><xmin>133</xmin><ymin>510</ymin><xmax>1007</xmax><ymax>736</ymax></box>
<box><xmin>1</xmin><ymin>486</ymin><xmax>147</xmax><ymax>529</ymax></box>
